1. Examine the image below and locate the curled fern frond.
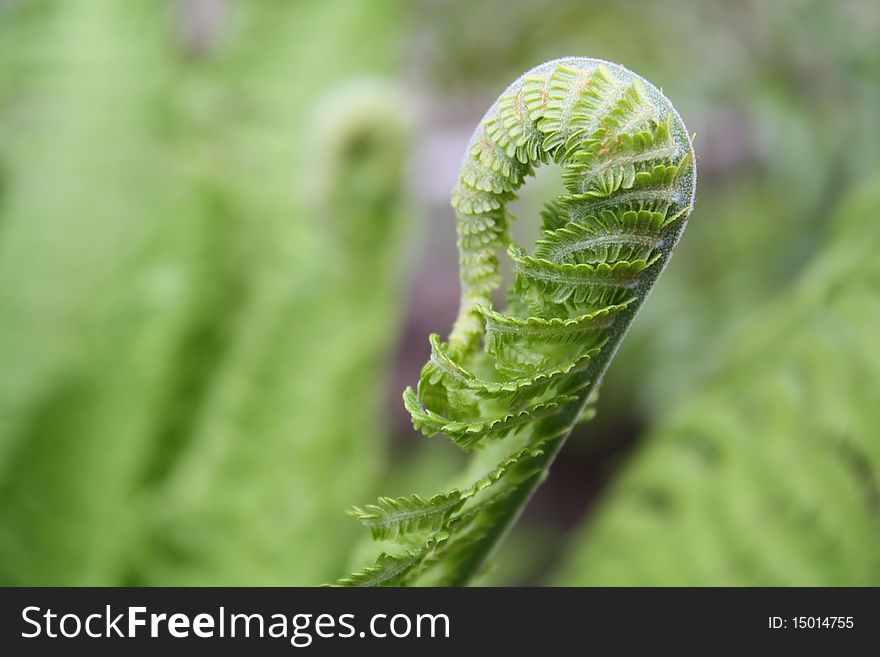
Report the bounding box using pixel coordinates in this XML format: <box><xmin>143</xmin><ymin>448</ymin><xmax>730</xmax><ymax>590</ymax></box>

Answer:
<box><xmin>336</xmin><ymin>57</ymin><xmax>696</xmax><ymax>586</ymax></box>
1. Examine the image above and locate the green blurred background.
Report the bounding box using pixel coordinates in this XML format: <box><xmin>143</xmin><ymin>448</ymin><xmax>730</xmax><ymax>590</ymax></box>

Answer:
<box><xmin>0</xmin><ymin>0</ymin><xmax>877</xmax><ymax>586</ymax></box>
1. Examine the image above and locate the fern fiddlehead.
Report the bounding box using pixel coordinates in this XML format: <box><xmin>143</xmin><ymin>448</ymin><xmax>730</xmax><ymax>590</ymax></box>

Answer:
<box><xmin>337</xmin><ymin>58</ymin><xmax>696</xmax><ymax>586</ymax></box>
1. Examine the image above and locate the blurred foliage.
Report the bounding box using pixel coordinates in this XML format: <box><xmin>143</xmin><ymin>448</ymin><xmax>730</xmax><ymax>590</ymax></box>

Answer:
<box><xmin>0</xmin><ymin>0</ymin><xmax>409</xmax><ymax>585</ymax></box>
<box><xmin>554</xmin><ymin>174</ymin><xmax>880</xmax><ymax>585</ymax></box>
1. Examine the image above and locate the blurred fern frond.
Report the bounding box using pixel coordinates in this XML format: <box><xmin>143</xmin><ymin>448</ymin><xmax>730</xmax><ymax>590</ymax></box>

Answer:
<box><xmin>554</xmin><ymin>174</ymin><xmax>880</xmax><ymax>586</ymax></box>
<box><xmin>0</xmin><ymin>0</ymin><xmax>409</xmax><ymax>586</ymax></box>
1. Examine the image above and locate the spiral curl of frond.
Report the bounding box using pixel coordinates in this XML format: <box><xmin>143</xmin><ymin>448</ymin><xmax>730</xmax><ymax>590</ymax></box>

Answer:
<box><xmin>336</xmin><ymin>58</ymin><xmax>696</xmax><ymax>586</ymax></box>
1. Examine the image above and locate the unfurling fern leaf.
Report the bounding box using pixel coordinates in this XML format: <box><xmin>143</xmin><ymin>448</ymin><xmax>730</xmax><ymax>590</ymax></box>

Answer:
<box><xmin>335</xmin><ymin>58</ymin><xmax>696</xmax><ymax>586</ymax></box>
